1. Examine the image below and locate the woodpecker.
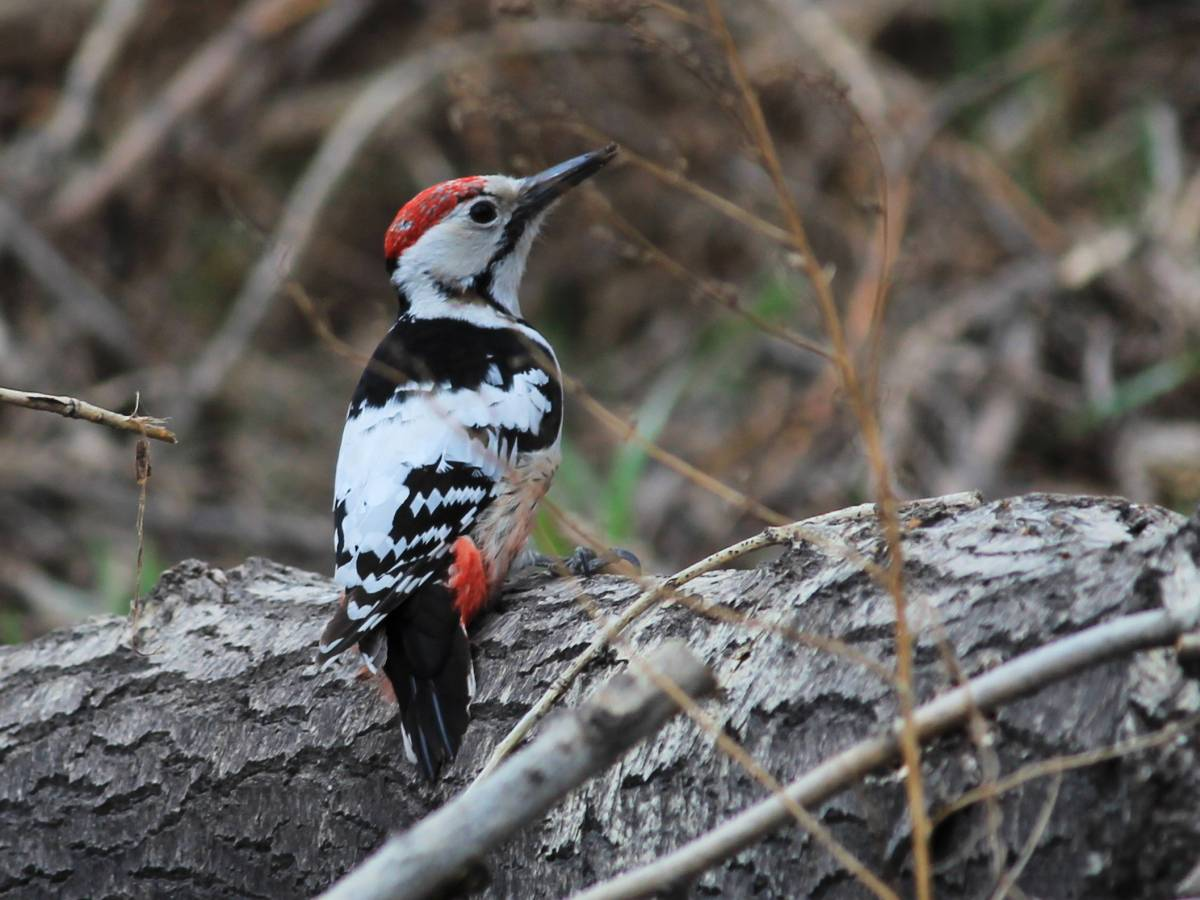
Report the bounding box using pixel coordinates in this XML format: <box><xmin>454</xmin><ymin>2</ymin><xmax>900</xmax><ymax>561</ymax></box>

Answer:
<box><xmin>318</xmin><ymin>144</ymin><xmax>618</xmax><ymax>780</ymax></box>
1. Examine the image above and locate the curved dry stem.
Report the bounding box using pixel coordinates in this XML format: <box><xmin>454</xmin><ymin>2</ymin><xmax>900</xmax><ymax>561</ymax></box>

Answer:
<box><xmin>932</xmin><ymin>714</ymin><xmax>1200</xmax><ymax>827</ymax></box>
<box><xmin>562</xmin><ymin>374</ymin><xmax>792</xmax><ymax>527</ymax></box>
<box><xmin>987</xmin><ymin>775</ymin><xmax>1061</xmax><ymax>900</ymax></box>
<box><xmin>474</xmin><ymin>526</ymin><xmax>784</xmax><ymax>782</ymax></box>
<box><xmin>585</xmin><ymin>190</ymin><xmax>834</xmax><ymax>361</ymax></box>
<box><xmin>701</xmin><ymin>3</ymin><xmax>928</xmax><ymax>893</ymax></box>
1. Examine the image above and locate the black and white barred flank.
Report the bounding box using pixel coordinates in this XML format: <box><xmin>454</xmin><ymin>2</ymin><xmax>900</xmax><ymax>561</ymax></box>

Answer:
<box><xmin>321</xmin><ymin>312</ymin><xmax>561</xmax><ymax>661</ymax></box>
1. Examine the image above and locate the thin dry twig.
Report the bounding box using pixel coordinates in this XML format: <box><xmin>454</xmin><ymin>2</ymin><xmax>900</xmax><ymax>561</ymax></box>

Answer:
<box><xmin>475</xmin><ymin>527</ymin><xmax>789</xmax><ymax>781</ymax></box>
<box><xmin>574</xmin><ymin>608</ymin><xmax>1186</xmax><ymax>899</ymax></box>
<box><xmin>563</xmin><ymin>374</ymin><xmax>792</xmax><ymax>526</ymax></box>
<box><xmin>320</xmin><ymin>642</ymin><xmax>717</xmax><ymax>900</ymax></box>
<box><xmin>987</xmin><ymin>775</ymin><xmax>1061</xmax><ymax>900</ymax></box>
<box><xmin>576</xmin><ymin>128</ymin><xmax>795</xmax><ymax>246</ymax></box>
<box><xmin>585</xmin><ymin>189</ymin><xmax>833</xmax><ymax>361</ymax></box>
<box><xmin>665</xmin><ymin>587</ymin><xmax>895</xmax><ymax>684</ymax></box>
<box><xmin>932</xmin><ymin>714</ymin><xmax>1200</xmax><ymax>826</ymax></box>
<box><xmin>0</xmin><ymin>386</ymin><xmax>177</xmax><ymax>443</ymax></box>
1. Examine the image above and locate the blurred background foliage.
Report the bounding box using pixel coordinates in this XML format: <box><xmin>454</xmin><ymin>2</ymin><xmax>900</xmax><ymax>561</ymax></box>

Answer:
<box><xmin>1</xmin><ymin>0</ymin><xmax>1198</xmax><ymax>642</ymax></box>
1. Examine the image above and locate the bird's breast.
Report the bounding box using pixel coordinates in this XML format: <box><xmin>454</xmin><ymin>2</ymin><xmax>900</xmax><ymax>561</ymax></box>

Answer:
<box><xmin>471</xmin><ymin>446</ymin><xmax>561</xmax><ymax>593</ymax></box>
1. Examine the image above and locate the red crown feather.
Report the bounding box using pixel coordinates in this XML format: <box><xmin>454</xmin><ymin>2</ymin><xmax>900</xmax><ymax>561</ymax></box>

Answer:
<box><xmin>384</xmin><ymin>176</ymin><xmax>487</xmax><ymax>263</ymax></box>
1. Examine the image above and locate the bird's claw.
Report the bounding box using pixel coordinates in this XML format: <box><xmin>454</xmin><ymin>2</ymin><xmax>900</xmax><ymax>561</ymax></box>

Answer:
<box><xmin>562</xmin><ymin>545</ymin><xmax>642</xmax><ymax>577</ymax></box>
<box><xmin>525</xmin><ymin>546</ymin><xmax>641</xmax><ymax>578</ymax></box>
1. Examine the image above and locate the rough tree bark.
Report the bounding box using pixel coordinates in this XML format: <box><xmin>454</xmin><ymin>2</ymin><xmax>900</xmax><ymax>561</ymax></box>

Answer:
<box><xmin>1</xmin><ymin>492</ymin><xmax>1198</xmax><ymax>899</ymax></box>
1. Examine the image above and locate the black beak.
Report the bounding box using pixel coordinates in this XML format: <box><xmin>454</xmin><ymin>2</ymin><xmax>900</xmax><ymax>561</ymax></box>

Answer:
<box><xmin>517</xmin><ymin>144</ymin><xmax>618</xmax><ymax>216</ymax></box>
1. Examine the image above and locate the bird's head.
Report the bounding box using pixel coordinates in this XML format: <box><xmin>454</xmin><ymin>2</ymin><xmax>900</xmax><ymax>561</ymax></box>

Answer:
<box><xmin>384</xmin><ymin>144</ymin><xmax>617</xmax><ymax>318</ymax></box>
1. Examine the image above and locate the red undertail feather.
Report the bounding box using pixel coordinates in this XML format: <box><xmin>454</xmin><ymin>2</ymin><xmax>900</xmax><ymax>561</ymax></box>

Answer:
<box><xmin>449</xmin><ymin>535</ymin><xmax>488</xmax><ymax>626</ymax></box>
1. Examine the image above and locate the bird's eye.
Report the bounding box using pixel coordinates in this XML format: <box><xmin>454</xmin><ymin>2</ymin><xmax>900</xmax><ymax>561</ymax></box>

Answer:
<box><xmin>468</xmin><ymin>200</ymin><xmax>498</xmax><ymax>224</ymax></box>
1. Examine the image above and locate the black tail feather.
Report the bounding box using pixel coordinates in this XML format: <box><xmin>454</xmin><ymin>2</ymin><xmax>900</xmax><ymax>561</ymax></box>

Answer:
<box><xmin>384</xmin><ymin>612</ymin><xmax>473</xmax><ymax>782</ymax></box>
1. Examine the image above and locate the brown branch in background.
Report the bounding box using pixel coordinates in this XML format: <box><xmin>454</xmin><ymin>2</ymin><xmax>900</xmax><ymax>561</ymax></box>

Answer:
<box><xmin>0</xmin><ymin>198</ymin><xmax>136</xmax><ymax>362</ymax></box>
<box><xmin>48</xmin><ymin>0</ymin><xmax>328</xmax><ymax>225</ymax></box>
<box><xmin>0</xmin><ymin>386</ymin><xmax>178</xmax><ymax>443</ymax></box>
<box><xmin>32</xmin><ymin>0</ymin><xmax>149</xmax><ymax>162</ymax></box>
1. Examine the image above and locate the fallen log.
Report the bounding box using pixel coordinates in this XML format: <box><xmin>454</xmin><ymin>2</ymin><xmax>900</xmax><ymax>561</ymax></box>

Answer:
<box><xmin>1</xmin><ymin>492</ymin><xmax>1197</xmax><ymax>898</ymax></box>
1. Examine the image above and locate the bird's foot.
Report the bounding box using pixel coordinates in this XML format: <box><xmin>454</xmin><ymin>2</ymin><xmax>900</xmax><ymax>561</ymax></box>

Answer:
<box><xmin>531</xmin><ymin>545</ymin><xmax>642</xmax><ymax>578</ymax></box>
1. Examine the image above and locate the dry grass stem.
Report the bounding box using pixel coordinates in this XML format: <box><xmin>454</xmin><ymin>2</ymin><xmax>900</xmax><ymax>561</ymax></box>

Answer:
<box><xmin>476</xmin><ymin>508</ymin><xmax>900</xmax><ymax>781</ymax></box>
<box><xmin>589</xmin><ymin>192</ymin><xmax>834</xmax><ymax>361</ymax></box>
<box><xmin>475</xmin><ymin>525</ymin><xmax>788</xmax><ymax>781</ymax></box>
<box><xmin>702</xmin><ymin>3</ymin><xmax>929</xmax><ymax>892</ymax></box>
<box><xmin>563</xmin><ymin>374</ymin><xmax>792</xmax><ymax>526</ymax></box>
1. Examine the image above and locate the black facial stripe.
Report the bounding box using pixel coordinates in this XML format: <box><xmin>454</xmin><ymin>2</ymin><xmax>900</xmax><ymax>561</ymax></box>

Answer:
<box><xmin>475</xmin><ymin>201</ymin><xmax>541</xmax><ymax>297</ymax></box>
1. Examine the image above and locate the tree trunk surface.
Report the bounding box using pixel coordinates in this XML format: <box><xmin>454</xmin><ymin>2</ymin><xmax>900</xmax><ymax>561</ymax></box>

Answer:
<box><xmin>2</xmin><ymin>492</ymin><xmax>1198</xmax><ymax>899</ymax></box>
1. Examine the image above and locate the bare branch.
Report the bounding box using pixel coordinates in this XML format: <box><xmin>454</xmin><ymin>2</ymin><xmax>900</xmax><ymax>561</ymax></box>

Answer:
<box><xmin>0</xmin><ymin>386</ymin><xmax>177</xmax><ymax>443</ymax></box>
<box><xmin>574</xmin><ymin>608</ymin><xmax>1188</xmax><ymax>900</ymax></box>
<box><xmin>319</xmin><ymin>642</ymin><xmax>716</xmax><ymax>900</ymax></box>
<box><xmin>473</xmin><ymin>499</ymin><xmax>910</xmax><ymax>781</ymax></box>
<box><xmin>987</xmin><ymin>775</ymin><xmax>1061</xmax><ymax>900</ymax></box>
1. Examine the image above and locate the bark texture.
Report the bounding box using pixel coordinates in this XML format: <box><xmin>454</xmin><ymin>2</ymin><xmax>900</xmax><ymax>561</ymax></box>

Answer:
<box><xmin>1</xmin><ymin>492</ymin><xmax>1198</xmax><ymax>899</ymax></box>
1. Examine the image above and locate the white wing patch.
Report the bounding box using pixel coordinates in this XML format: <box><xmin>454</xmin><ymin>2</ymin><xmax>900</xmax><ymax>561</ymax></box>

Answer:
<box><xmin>333</xmin><ymin>365</ymin><xmax>558</xmax><ymax>596</ymax></box>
